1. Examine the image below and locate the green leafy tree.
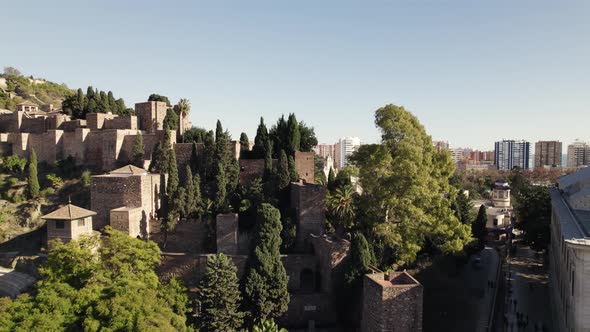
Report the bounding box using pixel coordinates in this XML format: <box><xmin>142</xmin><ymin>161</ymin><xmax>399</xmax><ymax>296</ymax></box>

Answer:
<box><xmin>131</xmin><ymin>134</ymin><xmax>145</xmax><ymax>168</ymax></box>
<box><xmin>0</xmin><ymin>228</ymin><xmax>191</xmax><ymax>331</ymax></box>
<box><xmin>243</xmin><ymin>204</ymin><xmax>290</xmax><ymax>323</ymax></box>
<box><xmin>350</xmin><ymin>104</ymin><xmax>471</xmax><ymax>267</ymax></box>
<box><xmin>198</xmin><ymin>253</ymin><xmax>245</xmax><ymax>332</ymax></box>
<box><xmin>28</xmin><ymin>148</ymin><xmax>39</xmax><ymax>198</ymax></box>
<box><xmin>148</xmin><ymin>94</ymin><xmax>171</xmax><ymax>106</ymax></box>
<box><xmin>515</xmin><ymin>186</ymin><xmax>551</xmax><ymax>250</ymax></box>
<box><xmin>184</xmin><ymin>127</ymin><xmax>208</xmax><ymax>144</ymax></box>
<box><xmin>453</xmin><ymin>190</ymin><xmax>473</xmax><ymax>225</ymax></box>
<box><xmin>298</xmin><ymin>121</ymin><xmax>318</xmax><ymax>152</ymax></box>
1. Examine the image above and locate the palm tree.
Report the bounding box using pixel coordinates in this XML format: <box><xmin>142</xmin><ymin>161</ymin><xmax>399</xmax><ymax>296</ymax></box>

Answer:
<box><xmin>327</xmin><ymin>184</ymin><xmax>357</xmax><ymax>234</ymax></box>
<box><xmin>175</xmin><ymin>98</ymin><xmax>191</xmax><ymax>140</ymax></box>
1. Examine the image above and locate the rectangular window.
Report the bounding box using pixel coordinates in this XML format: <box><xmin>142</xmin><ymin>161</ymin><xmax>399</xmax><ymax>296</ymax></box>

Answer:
<box><xmin>78</xmin><ymin>219</ymin><xmax>85</xmax><ymax>227</ymax></box>
<box><xmin>55</xmin><ymin>220</ymin><xmax>64</xmax><ymax>229</ymax></box>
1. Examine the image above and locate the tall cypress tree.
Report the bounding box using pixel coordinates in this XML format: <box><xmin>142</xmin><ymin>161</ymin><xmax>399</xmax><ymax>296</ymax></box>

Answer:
<box><xmin>190</xmin><ymin>142</ymin><xmax>199</xmax><ymax>174</ymax></box>
<box><xmin>264</xmin><ymin>140</ymin><xmax>273</xmax><ymax>177</ymax></box>
<box><xmin>472</xmin><ymin>205</ymin><xmax>488</xmax><ymax>249</ymax></box>
<box><xmin>287</xmin><ymin>113</ymin><xmax>300</xmax><ymax>156</ymax></box>
<box><xmin>185</xmin><ymin>165</ymin><xmax>196</xmax><ymax>219</ymax></box>
<box><xmin>253</xmin><ymin>117</ymin><xmax>268</xmax><ymax>159</ymax></box>
<box><xmin>193</xmin><ymin>173</ymin><xmax>203</xmax><ymax>218</ymax></box>
<box><xmin>288</xmin><ymin>155</ymin><xmax>298</xmax><ymax>182</ymax></box>
<box><xmin>107</xmin><ymin>91</ymin><xmax>117</xmax><ymax>114</ymax></box>
<box><xmin>198</xmin><ymin>253</ymin><xmax>245</xmax><ymax>332</ymax></box>
<box><xmin>239</xmin><ymin>132</ymin><xmax>250</xmax><ymax>153</ymax></box>
<box><xmin>213</xmin><ymin>162</ymin><xmax>227</xmax><ymax>214</ymax></box>
<box><xmin>328</xmin><ymin>167</ymin><xmax>336</xmax><ymax>187</ymax></box>
<box><xmin>277</xmin><ymin>150</ymin><xmax>289</xmax><ymax>190</ymax></box>
<box><xmin>243</xmin><ymin>203</ymin><xmax>289</xmax><ymax>323</ymax></box>
<box><xmin>167</xmin><ymin>148</ymin><xmax>179</xmax><ymax>196</ymax></box>
<box><xmin>28</xmin><ymin>148</ymin><xmax>39</xmax><ymax>199</ymax></box>
<box><xmin>131</xmin><ymin>134</ymin><xmax>145</xmax><ymax>168</ymax></box>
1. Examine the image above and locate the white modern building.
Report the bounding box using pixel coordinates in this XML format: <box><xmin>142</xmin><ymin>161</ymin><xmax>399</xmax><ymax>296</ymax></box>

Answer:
<box><xmin>549</xmin><ymin>167</ymin><xmax>590</xmax><ymax>331</ymax></box>
<box><xmin>336</xmin><ymin>137</ymin><xmax>361</xmax><ymax>168</ymax></box>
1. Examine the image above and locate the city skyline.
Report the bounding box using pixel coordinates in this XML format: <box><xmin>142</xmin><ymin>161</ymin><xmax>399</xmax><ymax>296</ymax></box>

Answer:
<box><xmin>2</xmin><ymin>1</ymin><xmax>590</xmax><ymax>149</ymax></box>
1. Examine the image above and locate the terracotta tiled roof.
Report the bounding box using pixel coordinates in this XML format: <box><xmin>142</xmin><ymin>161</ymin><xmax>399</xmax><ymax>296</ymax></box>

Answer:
<box><xmin>41</xmin><ymin>204</ymin><xmax>96</xmax><ymax>220</ymax></box>
<box><xmin>109</xmin><ymin>165</ymin><xmax>147</xmax><ymax>175</ymax></box>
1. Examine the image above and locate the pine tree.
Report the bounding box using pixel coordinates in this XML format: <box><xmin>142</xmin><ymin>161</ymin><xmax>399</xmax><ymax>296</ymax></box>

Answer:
<box><xmin>28</xmin><ymin>148</ymin><xmax>39</xmax><ymax>199</ymax></box>
<box><xmin>131</xmin><ymin>134</ymin><xmax>145</xmax><ymax>168</ymax></box>
<box><xmin>244</xmin><ymin>204</ymin><xmax>289</xmax><ymax>322</ymax></box>
<box><xmin>277</xmin><ymin>150</ymin><xmax>289</xmax><ymax>190</ymax></box>
<box><xmin>287</xmin><ymin>113</ymin><xmax>300</xmax><ymax>156</ymax></box>
<box><xmin>198</xmin><ymin>253</ymin><xmax>245</xmax><ymax>332</ymax></box>
<box><xmin>288</xmin><ymin>155</ymin><xmax>298</xmax><ymax>182</ymax></box>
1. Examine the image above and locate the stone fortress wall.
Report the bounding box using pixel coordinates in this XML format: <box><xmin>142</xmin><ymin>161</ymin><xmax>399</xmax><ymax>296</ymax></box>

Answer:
<box><xmin>0</xmin><ymin>101</ymin><xmax>184</xmax><ymax>171</ymax></box>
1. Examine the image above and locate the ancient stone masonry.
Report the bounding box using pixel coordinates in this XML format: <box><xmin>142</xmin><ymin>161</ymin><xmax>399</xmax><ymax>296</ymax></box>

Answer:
<box><xmin>90</xmin><ymin>165</ymin><xmax>166</xmax><ymax>239</ymax></box>
<box><xmin>40</xmin><ymin>203</ymin><xmax>97</xmax><ymax>246</ymax></box>
<box><xmin>216</xmin><ymin>213</ymin><xmax>239</xmax><ymax>255</ymax></box>
<box><xmin>361</xmin><ymin>271</ymin><xmax>424</xmax><ymax>332</ymax></box>
<box><xmin>294</xmin><ymin>151</ymin><xmax>315</xmax><ymax>184</ymax></box>
<box><xmin>290</xmin><ymin>180</ymin><xmax>326</xmax><ymax>252</ymax></box>
<box><xmin>0</xmin><ymin>101</ymin><xmax>174</xmax><ymax>171</ymax></box>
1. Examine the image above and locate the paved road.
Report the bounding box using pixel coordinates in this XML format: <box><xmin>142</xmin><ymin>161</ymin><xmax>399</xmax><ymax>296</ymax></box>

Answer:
<box><xmin>497</xmin><ymin>244</ymin><xmax>552</xmax><ymax>332</ymax></box>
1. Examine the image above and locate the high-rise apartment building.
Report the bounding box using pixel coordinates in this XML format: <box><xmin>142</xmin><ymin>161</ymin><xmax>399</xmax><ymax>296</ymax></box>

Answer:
<box><xmin>337</xmin><ymin>137</ymin><xmax>361</xmax><ymax>168</ymax></box>
<box><xmin>494</xmin><ymin>140</ymin><xmax>530</xmax><ymax>170</ymax></box>
<box><xmin>567</xmin><ymin>140</ymin><xmax>589</xmax><ymax>168</ymax></box>
<box><xmin>534</xmin><ymin>141</ymin><xmax>562</xmax><ymax>168</ymax></box>
<box><xmin>314</xmin><ymin>143</ymin><xmax>337</xmax><ymax>160</ymax></box>
<box><xmin>432</xmin><ymin>141</ymin><xmax>449</xmax><ymax>152</ymax></box>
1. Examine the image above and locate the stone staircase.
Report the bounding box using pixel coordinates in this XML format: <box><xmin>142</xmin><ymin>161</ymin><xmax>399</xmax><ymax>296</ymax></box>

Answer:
<box><xmin>0</xmin><ymin>266</ymin><xmax>36</xmax><ymax>298</ymax></box>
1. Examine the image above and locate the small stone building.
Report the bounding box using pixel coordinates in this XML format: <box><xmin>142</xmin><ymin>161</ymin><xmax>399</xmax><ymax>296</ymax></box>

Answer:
<box><xmin>41</xmin><ymin>203</ymin><xmax>96</xmax><ymax>245</ymax></box>
<box><xmin>361</xmin><ymin>271</ymin><xmax>423</xmax><ymax>332</ymax></box>
<box><xmin>90</xmin><ymin>165</ymin><xmax>166</xmax><ymax>238</ymax></box>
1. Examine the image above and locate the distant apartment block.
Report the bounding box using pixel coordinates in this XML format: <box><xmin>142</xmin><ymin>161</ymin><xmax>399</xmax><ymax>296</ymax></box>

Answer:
<box><xmin>315</xmin><ymin>143</ymin><xmax>337</xmax><ymax>160</ymax></box>
<box><xmin>449</xmin><ymin>148</ymin><xmax>468</xmax><ymax>163</ymax></box>
<box><xmin>535</xmin><ymin>141</ymin><xmax>562</xmax><ymax>168</ymax></box>
<box><xmin>567</xmin><ymin>140</ymin><xmax>589</xmax><ymax>168</ymax></box>
<box><xmin>494</xmin><ymin>140</ymin><xmax>530</xmax><ymax>170</ymax></box>
<box><xmin>469</xmin><ymin>150</ymin><xmax>495</xmax><ymax>163</ymax></box>
<box><xmin>432</xmin><ymin>140</ymin><xmax>449</xmax><ymax>151</ymax></box>
<box><xmin>336</xmin><ymin>137</ymin><xmax>361</xmax><ymax>168</ymax></box>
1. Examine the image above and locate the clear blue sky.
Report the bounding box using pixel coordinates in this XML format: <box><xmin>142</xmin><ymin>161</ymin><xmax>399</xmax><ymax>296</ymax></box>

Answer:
<box><xmin>2</xmin><ymin>1</ymin><xmax>589</xmax><ymax>150</ymax></box>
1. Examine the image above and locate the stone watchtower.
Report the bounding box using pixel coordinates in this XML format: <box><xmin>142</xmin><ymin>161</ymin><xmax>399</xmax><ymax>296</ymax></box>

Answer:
<box><xmin>135</xmin><ymin>101</ymin><xmax>168</xmax><ymax>133</ymax></box>
<box><xmin>290</xmin><ymin>180</ymin><xmax>326</xmax><ymax>252</ymax></box>
<box><xmin>491</xmin><ymin>179</ymin><xmax>511</xmax><ymax>208</ymax></box>
<box><xmin>361</xmin><ymin>271</ymin><xmax>423</xmax><ymax>332</ymax></box>
<box><xmin>41</xmin><ymin>202</ymin><xmax>96</xmax><ymax>245</ymax></box>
